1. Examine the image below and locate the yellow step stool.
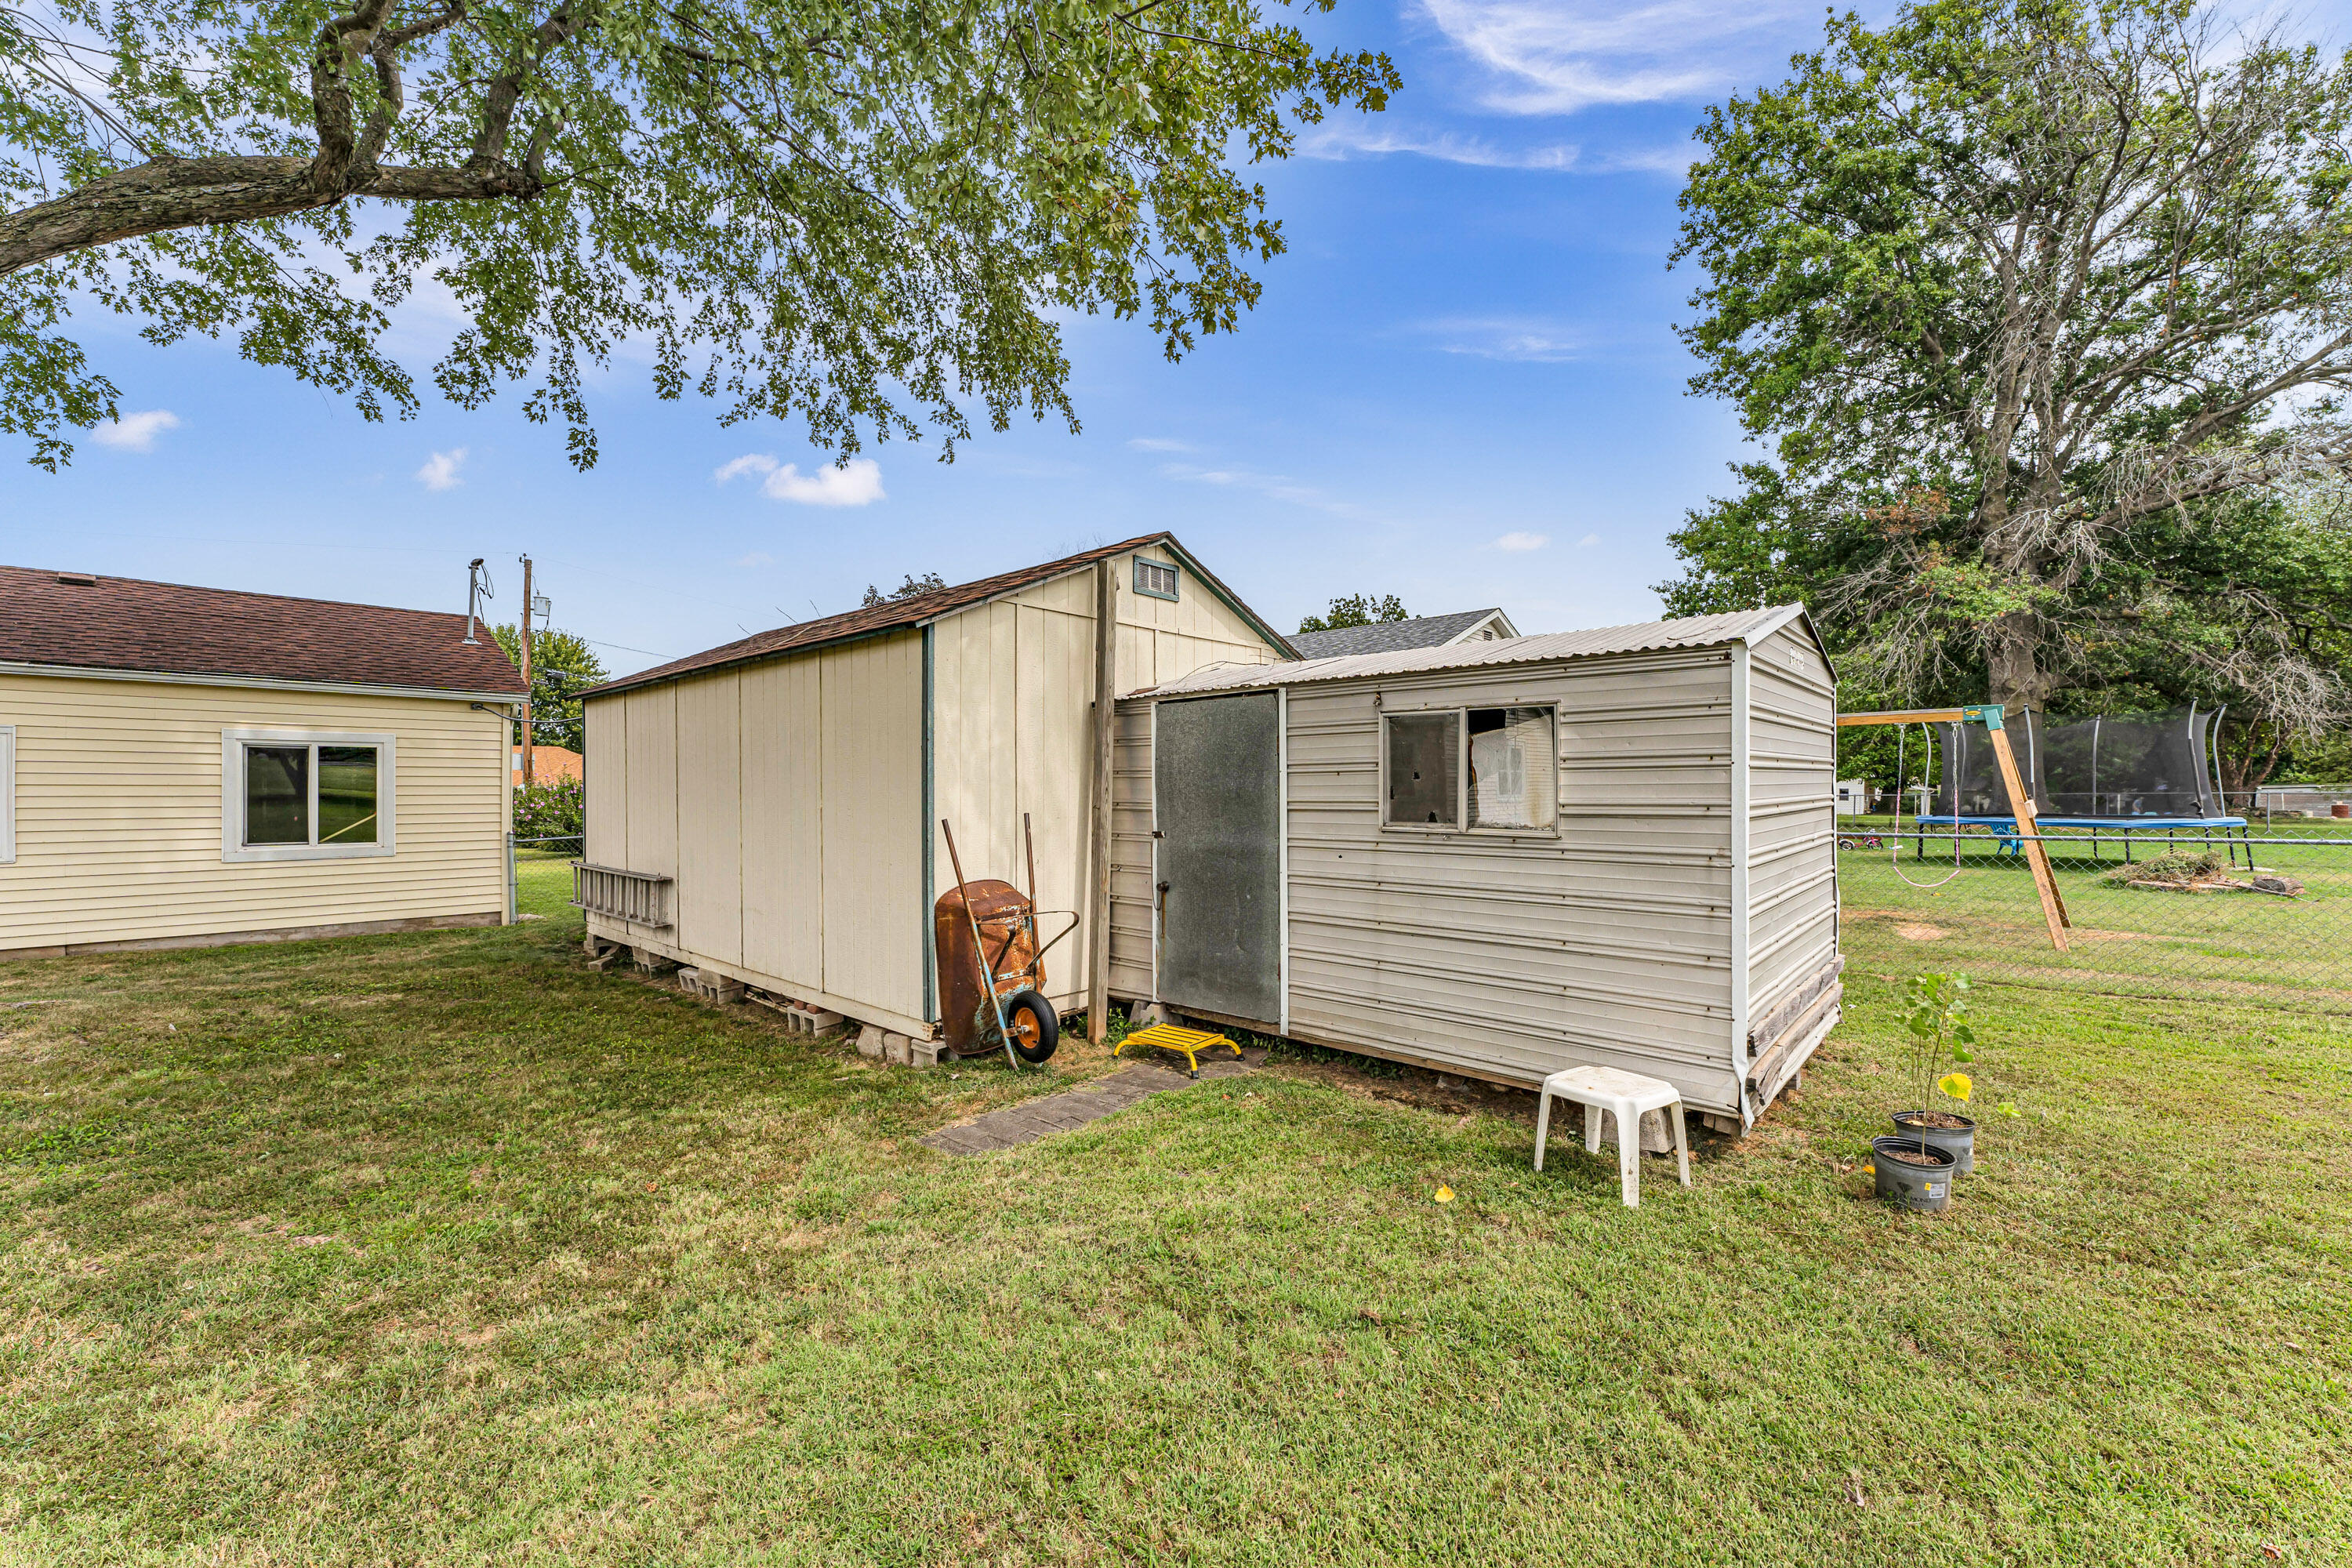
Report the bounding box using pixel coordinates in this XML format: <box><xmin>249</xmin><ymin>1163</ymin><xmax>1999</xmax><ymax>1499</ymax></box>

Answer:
<box><xmin>1116</xmin><ymin>1022</ymin><xmax>1243</xmax><ymax>1076</ymax></box>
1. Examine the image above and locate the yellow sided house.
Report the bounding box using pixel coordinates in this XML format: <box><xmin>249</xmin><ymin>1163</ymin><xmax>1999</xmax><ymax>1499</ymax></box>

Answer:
<box><xmin>575</xmin><ymin>535</ymin><xmax>1294</xmax><ymax>1044</ymax></box>
<box><xmin>0</xmin><ymin>566</ymin><xmax>526</xmax><ymax>958</ymax></box>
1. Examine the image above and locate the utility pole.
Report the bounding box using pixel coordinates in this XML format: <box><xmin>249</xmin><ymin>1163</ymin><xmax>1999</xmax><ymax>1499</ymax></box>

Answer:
<box><xmin>518</xmin><ymin>554</ymin><xmax>535</xmax><ymax>789</ymax></box>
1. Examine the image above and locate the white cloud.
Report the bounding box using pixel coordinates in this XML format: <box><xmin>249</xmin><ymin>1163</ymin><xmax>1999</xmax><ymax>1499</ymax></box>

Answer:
<box><xmin>415</xmin><ymin>448</ymin><xmax>467</xmax><ymax>490</ymax></box>
<box><xmin>1301</xmin><ymin>121</ymin><xmax>1584</xmax><ymax>169</ymax></box>
<box><xmin>1494</xmin><ymin>531</ymin><xmax>1550</xmax><ymax>551</ymax></box>
<box><xmin>717</xmin><ymin>453</ymin><xmax>885</xmax><ymax>507</ymax></box>
<box><xmin>91</xmin><ymin>410</ymin><xmax>180</xmax><ymax>451</ymax></box>
<box><xmin>1422</xmin><ymin>318</ymin><xmax>1585</xmax><ymax>362</ymax></box>
<box><xmin>1418</xmin><ymin>0</ymin><xmax>1808</xmax><ymax>115</ymax></box>
<box><xmin>714</xmin><ymin>453</ymin><xmax>775</xmax><ymax>485</ymax></box>
<box><xmin>735</xmin><ymin>551</ymin><xmax>776</xmax><ymax>568</ymax></box>
<box><xmin>1301</xmin><ymin>118</ymin><xmax>1695</xmax><ymax>175</ymax></box>
<box><xmin>1159</xmin><ymin>463</ymin><xmax>1359</xmax><ymax>517</ymax></box>
<box><xmin>1127</xmin><ymin>436</ymin><xmax>1196</xmax><ymax>452</ymax></box>
<box><xmin>1579</xmin><ymin>532</ymin><xmax>1602</xmax><ymax>547</ymax></box>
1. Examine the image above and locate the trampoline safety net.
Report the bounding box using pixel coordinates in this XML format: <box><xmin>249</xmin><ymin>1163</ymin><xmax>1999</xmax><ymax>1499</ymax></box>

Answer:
<box><xmin>1930</xmin><ymin>707</ymin><xmax>2226</xmax><ymax>819</ymax></box>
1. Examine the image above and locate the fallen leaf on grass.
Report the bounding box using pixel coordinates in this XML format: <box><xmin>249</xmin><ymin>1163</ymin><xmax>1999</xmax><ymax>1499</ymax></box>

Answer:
<box><xmin>2261</xmin><ymin>1546</ymin><xmax>2282</xmax><ymax>1561</ymax></box>
<box><xmin>1433</xmin><ymin>1185</ymin><xmax>1454</xmax><ymax>1203</ymax></box>
<box><xmin>1844</xmin><ymin>1475</ymin><xmax>1867</xmax><ymax>1508</ymax></box>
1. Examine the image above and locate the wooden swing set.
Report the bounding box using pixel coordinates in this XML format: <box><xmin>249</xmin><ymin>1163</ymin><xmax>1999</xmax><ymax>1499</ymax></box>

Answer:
<box><xmin>1836</xmin><ymin>703</ymin><xmax>2073</xmax><ymax>952</ymax></box>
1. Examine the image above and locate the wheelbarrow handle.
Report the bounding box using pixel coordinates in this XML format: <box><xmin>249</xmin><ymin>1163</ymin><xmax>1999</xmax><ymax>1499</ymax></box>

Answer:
<box><xmin>940</xmin><ymin>818</ymin><xmax>1020</xmax><ymax>1069</ymax></box>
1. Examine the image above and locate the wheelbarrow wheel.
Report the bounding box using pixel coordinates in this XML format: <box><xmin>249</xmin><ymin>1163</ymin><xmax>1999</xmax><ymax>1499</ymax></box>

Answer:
<box><xmin>1001</xmin><ymin>989</ymin><xmax>1059</xmax><ymax>1064</ymax></box>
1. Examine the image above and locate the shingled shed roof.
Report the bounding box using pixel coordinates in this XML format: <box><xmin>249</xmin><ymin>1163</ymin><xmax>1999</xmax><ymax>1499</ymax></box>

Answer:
<box><xmin>1129</xmin><ymin>604</ymin><xmax>1821</xmax><ymax>699</ymax></box>
<box><xmin>0</xmin><ymin>564</ymin><xmax>526</xmax><ymax>695</ymax></box>
<box><xmin>583</xmin><ymin>532</ymin><xmax>1296</xmax><ymax>699</ymax></box>
<box><xmin>1287</xmin><ymin>608</ymin><xmax>1510</xmax><ymax>660</ymax></box>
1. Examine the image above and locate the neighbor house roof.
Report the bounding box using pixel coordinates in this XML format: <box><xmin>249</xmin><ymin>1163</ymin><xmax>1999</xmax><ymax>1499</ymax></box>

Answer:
<box><xmin>1128</xmin><ymin>604</ymin><xmax>1820</xmax><ymax>699</ymax></box>
<box><xmin>583</xmin><ymin>532</ymin><xmax>1296</xmax><ymax>699</ymax></box>
<box><xmin>0</xmin><ymin>564</ymin><xmax>527</xmax><ymax>696</ymax></box>
<box><xmin>1287</xmin><ymin>608</ymin><xmax>1516</xmax><ymax>660</ymax></box>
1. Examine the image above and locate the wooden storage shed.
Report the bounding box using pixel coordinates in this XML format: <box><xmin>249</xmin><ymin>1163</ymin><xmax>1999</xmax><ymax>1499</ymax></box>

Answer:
<box><xmin>1110</xmin><ymin>604</ymin><xmax>1840</xmax><ymax>1128</ymax></box>
<box><xmin>574</xmin><ymin>535</ymin><xmax>1293</xmax><ymax>1040</ymax></box>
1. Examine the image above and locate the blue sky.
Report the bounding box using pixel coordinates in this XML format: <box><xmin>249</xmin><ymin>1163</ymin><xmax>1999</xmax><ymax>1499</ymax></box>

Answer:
<box><xmin>8</xmin><ymin>0</ymin><xmax>2318</xmax><ymax>677</ymax></box>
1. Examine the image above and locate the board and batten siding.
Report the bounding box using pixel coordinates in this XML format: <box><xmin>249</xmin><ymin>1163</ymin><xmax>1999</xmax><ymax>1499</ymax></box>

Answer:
<box><xmin>1744</xmin><ymin>621</ymin><xmax>1839</xmax><ymax>1022</ymax></box>
<box><xmin>930</xmin><ymin>545</ymin><xmax>1280</xmax><ymax>1018</ymax></box>
<box><xmin>583</xmin><ymin>630</ymin><xmax>928</xmax><ymax>1033</ymax></box>
<box><xmin>1113</xmin><ymin>646</ymin><xmax>1750</xmax><ymax>1113</ymax></box>
<box><xmin>0</xmin><ymin>673</ymin><xmax>509</xmax><ymax>954</ymax></box>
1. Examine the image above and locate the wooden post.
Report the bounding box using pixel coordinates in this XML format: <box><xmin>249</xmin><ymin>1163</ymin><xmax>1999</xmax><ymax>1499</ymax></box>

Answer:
<box><xmin>1086</xmin><ymin>558</ymin><xmax>1117</xmax><ymax>1043</ymax></box>
<box><xmin>517</xmin><ymin>554</ymin><xmax>535</xmax><ymax>789</ymax></box>
<box><xmin>1987</xmin><ymin>723</ymin><xmax>2071</xmax><ymax>951</ymax></box>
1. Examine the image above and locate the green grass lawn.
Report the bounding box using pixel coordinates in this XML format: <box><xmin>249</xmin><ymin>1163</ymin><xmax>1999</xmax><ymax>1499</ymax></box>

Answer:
<box><xmin>2</xmin><ymin>859</ymin><xmax>2347</xmax><ymax>1564</ymax></box>
<box><xmin>1838</xmin><ymin>820</ymin><xmax>2352</xmax><ymax>1013</ymax></box>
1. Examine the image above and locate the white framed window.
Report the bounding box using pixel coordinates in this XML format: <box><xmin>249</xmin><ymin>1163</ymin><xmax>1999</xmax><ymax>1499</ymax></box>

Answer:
<box><xmin>1381</xmin><ymin>706</ymin><xmax>1558</xmax><ymax>833</ymax></box>
<box><xmin>0</xmin><ymin>724</ymin><xmax>15</xmax><ymax>864</ymax></box>
<box><xmin>1134</xmin><ymin>557</ymin><xmax>1181</xmax><ymax>602</ymax></box>
<box><xmin>221</xmin><ymin>730</ymin><xmax>396</xmax><ymax>862</ymax></box>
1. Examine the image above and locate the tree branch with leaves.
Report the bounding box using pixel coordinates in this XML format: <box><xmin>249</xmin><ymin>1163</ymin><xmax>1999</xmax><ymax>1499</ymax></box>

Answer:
<box><xmin>1</xmin><ymin>0</ymin><xmax>1398</xmax><ymax>469</ymax></box>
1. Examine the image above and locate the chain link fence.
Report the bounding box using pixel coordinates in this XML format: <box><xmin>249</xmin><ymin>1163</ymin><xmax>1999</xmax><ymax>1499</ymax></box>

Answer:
<box><xmin>1836</xmin><ymin>814</ymin><xmax>2352</xmax><ymax>1014</ymax></box>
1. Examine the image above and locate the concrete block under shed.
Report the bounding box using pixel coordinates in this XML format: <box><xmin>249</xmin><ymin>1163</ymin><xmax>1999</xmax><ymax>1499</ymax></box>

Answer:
<box><xmin>1585</xmin><ymin>1104</ymin><xmax>1675</xmax><ymax>1156</ymax></box>
<box><xmin>676</xmin><ymin>967</ymin><xmax>744</xmax><ymax>1004</ymax></box>
<box><xmin>856</xmin><ymin>1023</ymin><xmax>887</xmax><ymax>1058</ymax></box>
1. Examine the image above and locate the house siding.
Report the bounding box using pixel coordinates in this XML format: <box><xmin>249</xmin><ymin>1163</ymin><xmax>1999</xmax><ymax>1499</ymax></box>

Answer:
<box><xmin>0</xmin><ymin>672</ymin><xmax>508</xmax><ymax>953</ymax></box>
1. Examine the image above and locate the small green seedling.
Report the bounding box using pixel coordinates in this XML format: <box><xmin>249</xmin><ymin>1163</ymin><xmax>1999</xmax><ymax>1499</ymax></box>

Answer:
<box><xmin>1901</xmin><ymin>972</ymin><xmax>1976</xmax><ymax>1154</ymax></box>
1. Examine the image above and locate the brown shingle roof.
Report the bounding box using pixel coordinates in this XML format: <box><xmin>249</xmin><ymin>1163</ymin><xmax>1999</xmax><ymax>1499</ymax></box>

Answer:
<box><xmin>582</xmin><ymin>532</ymin><xmax>1294</xmax><ymax>698</ymax></box>
<box><xmin>0</xmin><ymin>565</ymin><xmax>528</xmax><ymax>695</ymax></box>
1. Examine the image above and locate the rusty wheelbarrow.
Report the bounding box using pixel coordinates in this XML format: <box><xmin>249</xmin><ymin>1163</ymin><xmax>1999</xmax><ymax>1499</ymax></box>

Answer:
<box><xmin>935</xmin><ymin>814</ymin><xmax>1077</xmax><ymax>1068</ymax></box>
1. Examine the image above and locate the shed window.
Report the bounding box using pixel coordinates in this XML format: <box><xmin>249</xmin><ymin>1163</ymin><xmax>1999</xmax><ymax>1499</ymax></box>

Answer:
<box><xmin>222</xmin><ymin>731</ymin><xmax>395</xmax><ymax>862</ymax></box>
<box><xmin>1385</xmin><ymin>713</ymin><xmax>1460</xmax><ymax>826</ymax></box>
<box><xmin>1134</xmin><ymin>558</ymin><xmax>1180</xmax><ymax>601</ymax></box>
<box><xmin>1468</xmin><ymin>707</ymin><xmax>1557</xmax><ymax>830</ymax></box>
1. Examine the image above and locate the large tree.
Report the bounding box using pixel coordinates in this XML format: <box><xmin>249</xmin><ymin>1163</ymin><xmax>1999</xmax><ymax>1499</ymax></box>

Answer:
<box><xmin>1668</xmin><ymin>0</ymin><xmax>2352</xmax><ymax>738</ymax></box>
<box><xmin>1</xmin><ymin>0</ymin><xmax>1396</xmax><ymax>469</ymax></box>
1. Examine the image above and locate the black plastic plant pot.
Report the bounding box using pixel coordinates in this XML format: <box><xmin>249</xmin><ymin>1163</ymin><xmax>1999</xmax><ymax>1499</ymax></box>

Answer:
<box><xmin>1871</xmin><ymin>1135</ymin><xmax>1957</xmax><ymax>1212</ymax></box>
<box><xmin>1891</xmin><ymin>1112</ymin><xmax>1976</xmax><ymax>1176</ymax></box>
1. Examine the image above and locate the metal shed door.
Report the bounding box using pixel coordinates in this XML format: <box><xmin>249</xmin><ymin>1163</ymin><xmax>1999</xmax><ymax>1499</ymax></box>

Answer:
<box><xmin>1154</xmin><ymin>691</ymin><xmax>1282</xmax><ymax>1028</ymax></box>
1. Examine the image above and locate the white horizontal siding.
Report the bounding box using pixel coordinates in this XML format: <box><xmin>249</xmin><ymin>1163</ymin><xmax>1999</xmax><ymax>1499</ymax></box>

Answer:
<box><xmin>1747</xmin><ymin>623</ymin><xmax>1839</xmax><ymax>1021</ymax></box>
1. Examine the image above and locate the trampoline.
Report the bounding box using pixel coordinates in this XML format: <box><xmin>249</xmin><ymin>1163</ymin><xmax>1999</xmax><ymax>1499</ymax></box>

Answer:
<box><xmin>1908</xmin><ymin>703</ymin><xmax>2251</xmax><ymax>864</ymax></box>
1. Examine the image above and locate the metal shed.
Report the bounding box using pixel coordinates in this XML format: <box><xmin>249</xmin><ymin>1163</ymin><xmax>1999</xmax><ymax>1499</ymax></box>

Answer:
<box><xmin>1109</xmin><ymin>604</ymin><xmax>1839</xmax><ymax>1130</ymax></box>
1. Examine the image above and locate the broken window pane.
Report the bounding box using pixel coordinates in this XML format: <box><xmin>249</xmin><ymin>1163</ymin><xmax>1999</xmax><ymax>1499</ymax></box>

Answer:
<box><xmin>1468</xmin><ymin>707</ymin><xmax>1557</xmax><ymax>829</ymax></box>
<box><xmin>1385</xmin><ymin>712</ymin><xmax>1459</xmax><ymax>826</ymax></box>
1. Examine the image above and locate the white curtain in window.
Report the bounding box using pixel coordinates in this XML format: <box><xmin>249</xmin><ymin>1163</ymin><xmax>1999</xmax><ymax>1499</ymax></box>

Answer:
<box><xmin>1469</xmin><ymin>709</ymin><xmax>1556</xmax><ymax>829</ymax></box>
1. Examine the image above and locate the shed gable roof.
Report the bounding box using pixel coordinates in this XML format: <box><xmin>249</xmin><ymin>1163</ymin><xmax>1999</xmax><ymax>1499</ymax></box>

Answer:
<box><xmin>0</xmin><ymin>564</ymin><xmax>527</xmax><ymax>695</ymax></box>
<box><xmin>582</xmin><ymin>532</ymin><xmax>1294</xmax><ymax>698</ymax></box>
<box><xmin>1128</xmin><ymin>604</ymin><xmax>1820</xmax><ymax>699</ymax></box>
<box><xmin>1287</xmin><ymin>608</ymin><xmax>1510</xmax><ymax>660</ymax></box>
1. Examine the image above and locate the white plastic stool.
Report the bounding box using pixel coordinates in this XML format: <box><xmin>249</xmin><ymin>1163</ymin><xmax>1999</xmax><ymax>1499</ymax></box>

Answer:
<box><xmin>1534</xmin><ymin>1065</ymin><xmax>1691</xmax><ymax>1207</ymax></box>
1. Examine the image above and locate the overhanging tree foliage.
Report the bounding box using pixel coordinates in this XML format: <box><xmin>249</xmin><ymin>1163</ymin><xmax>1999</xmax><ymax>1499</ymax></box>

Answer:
<box><xmin>1</xmin><ymin>0</ymin><xmax>1397</xmax><ymax>469</ymax></box>
<box><xmin>1667</xmin><ymin>0</ymin><xmax>2352</xmax><ymax>745</ymax></box>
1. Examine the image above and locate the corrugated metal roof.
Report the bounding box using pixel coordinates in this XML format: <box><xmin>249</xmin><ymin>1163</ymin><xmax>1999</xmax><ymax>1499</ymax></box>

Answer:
<box><xmin>1287</xmin><ymin>608</ymin><xmax>1504</xmax><ymax>659</ymax></box>
<box><xmin>1127</xmin><ymin>604</ymin><xmax>1814</xmax><ymax>699</ymax></box>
